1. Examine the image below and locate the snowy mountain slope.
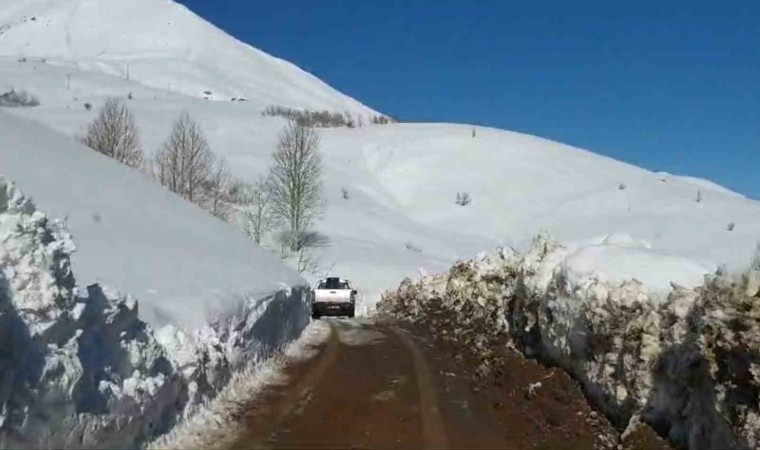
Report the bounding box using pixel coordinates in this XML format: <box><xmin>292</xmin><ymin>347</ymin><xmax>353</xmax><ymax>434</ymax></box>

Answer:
<box><xmin>656</xmin><ymin>171</ymin><xmax>745</xmax><ymax>199</ymax></box>
<box><xmin>0</xmin><ymin>0</ymin><xmax>377</xmax><ymax>117</ymax></box>
<box><xmin>1</xmin><ymin>0</ymin><xmax>759</xmax><ymax>316</ymax></box>
<box><xmin>0</xmin><ymin>110</ymin><xmax>306</xmax><ymax>331</ymax></box>
<box><xmin>3</xmin><ymin>54</ymin><xmax>760</xmax><ymax>314</ymax></box>
<box><xmin>319</xmin><ymin>124</ymin><xmax>760</xmax><ymax>268</ymax></box>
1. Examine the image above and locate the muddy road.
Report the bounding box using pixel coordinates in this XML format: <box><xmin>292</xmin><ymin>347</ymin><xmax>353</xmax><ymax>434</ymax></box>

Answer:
<box><xmin>230</xmin><ymin>319</ymin><xmax>668</xmax><ymax>450</ymax></box>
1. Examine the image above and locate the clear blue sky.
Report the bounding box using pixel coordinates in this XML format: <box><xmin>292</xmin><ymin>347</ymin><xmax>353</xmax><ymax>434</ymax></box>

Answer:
<box><xmin>178</xmin><ymin>0</ymin><xmax>759</xmax><ymax>198</ymax></box>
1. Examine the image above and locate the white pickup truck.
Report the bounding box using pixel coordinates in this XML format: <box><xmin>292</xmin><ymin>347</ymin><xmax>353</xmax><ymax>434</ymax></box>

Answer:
<box><xmin>311</xmin><ymin>277</ymin><xmax>357</xmax><ymax>319</ymax></box>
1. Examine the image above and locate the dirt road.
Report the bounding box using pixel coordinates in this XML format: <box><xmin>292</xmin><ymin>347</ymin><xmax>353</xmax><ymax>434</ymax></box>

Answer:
<box><xmin>230</xmin><ymin>319</ymin><xmax>668</xmax><ymax>450</ymax></box>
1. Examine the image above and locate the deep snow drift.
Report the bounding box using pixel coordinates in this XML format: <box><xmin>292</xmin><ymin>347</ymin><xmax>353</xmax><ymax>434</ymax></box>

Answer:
<box><xmin>379</xmin><ymin>234</ymin><xmax>760</xmax><ymax>449</ymax></box>
<box><xmin>0</xmin><ymin>111</ymin><xmax>306</xmax><ymax>332</ymax></box>
<box><xmin>0</xmin><ymin>177</ymin><xmax>311</xmax><ymax>447</ymax></box>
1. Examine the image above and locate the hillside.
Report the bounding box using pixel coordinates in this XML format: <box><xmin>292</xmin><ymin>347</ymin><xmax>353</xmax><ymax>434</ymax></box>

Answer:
<box><xmin>0</xmin><ymin>111</ymin><xmax>306</xmax><ymax>331</ymax></box>
<box><xmin>0</xmin><ymin>0</ymin><xmax>377</xmax><ymax>117</ymax></box>
<box><xmin>1</xmin><ymin>0</ymin><xmax>759</xmax><ymax>318</ymax></box>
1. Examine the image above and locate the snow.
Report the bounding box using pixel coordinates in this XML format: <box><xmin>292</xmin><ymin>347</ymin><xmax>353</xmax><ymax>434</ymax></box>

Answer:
<box><xmin>149</xmin><ymin>319</ymin><xmax>333</xmax><ymax>450</ymax></box>
<box><xmin>656</xmin><ymin>171</ymin><xmax>746</xmax><ymax>199</ymax></box>
<box><xmin>545</xmin><ymin>233</ymin><xmax>714</xmax><ymax>297</ymax></box>
<box><xmin>0</xmin><ymin>111</ymin><xmax>305</xmax><ymax>331</ymax></box>
<box><xmin>0</xmin><ymin>176</ymin><xmax>311</xmax><ymax>447</ymax></box>
<box><xmin>379</xmin><ymin>234</ymin><xmax>760</xmax><ymax>449</ymax></box>
<box><xmin>0</xmin><ymin>0</ymin><xmax>758</xmax><ymax>317</ymax></box>
<box><xmin>0</xmin><ymin>0</ymin><xmax>377</xmax><ymax>118</ymax></box>
<box><xmin>0</xmin><ymin>0</ymin><xmax>760</xmax><ymax>444</ymax></box>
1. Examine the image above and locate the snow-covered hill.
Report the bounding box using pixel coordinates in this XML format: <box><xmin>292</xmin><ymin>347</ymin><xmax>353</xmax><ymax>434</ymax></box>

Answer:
<box><xmin>1</xmin><ymin>0</ymin><xmax>760</xmax><ymax>446</ymax></box>
<box><xmin>0</xmin><ymin>0</ymin><xmax>377</xmax><ymax>117</ymax></box>
<box><xmin>0</xmin><ymin>111</ymin><xmax>307</xmax><ymax>331</ymax></box>
<box><xmin>1</xmin><ymin>0</ymin><xmax>759</xmax><ymax>317</ymax></box>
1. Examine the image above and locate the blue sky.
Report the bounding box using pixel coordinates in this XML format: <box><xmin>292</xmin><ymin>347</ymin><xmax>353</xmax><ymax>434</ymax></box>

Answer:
<box><xmin>178</xmin><ymin>0</ymin><xmax>759</xmax><ymax>198</ymax></box>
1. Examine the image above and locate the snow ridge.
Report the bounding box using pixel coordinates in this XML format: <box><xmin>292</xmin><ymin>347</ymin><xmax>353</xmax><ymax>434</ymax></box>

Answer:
<box><xmin>379</xmin><ymin>234</ymin><xmax>760</xmax><ymax>449</ymax></box>
<box><xmin>0</xmin><ymin>177</ymin><xmax>310</xmax><ymax>448</ymax></box>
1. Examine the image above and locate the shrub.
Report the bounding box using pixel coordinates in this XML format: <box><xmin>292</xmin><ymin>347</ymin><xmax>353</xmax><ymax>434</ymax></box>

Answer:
<box><xmin>751</xmin><ymin>243</ymin><xmax>760</xmax><ymax>271</ymax></box>
<box><xmin>84</xmin><ymin>103</ymin><xmax>93</xmax><ymax>111</ymax></box>
<box><xmin>405</xmin><ymin>241</ymin><xmax>422</xmax><ymax>253</ymax></box>
<box><xmin>455</xmin><ymin>191</ymin><xmax>472</xmax><ymax>206</ymax></box>
<box><xmin>262</xmin><ymin>105</ymin><xmax>379</xmax><ymax>128</ymax></box>
<box><xmin>0</xmin><ymin>90</ymin><xmax>40</xmax><ymax>107</ymax></box>
<box><xmin>727</xmin><ymin>222</ymin><xmax>735</xmax><ymax>231</ymax></box>
<box><xmin>618</xmin><ymin>183</ymin><xmax>626</xmax><ymax>190</ymax></box>
<box><xmin>226</xmin><ymin>178</ymin><xmax>249</xmax><ymax>204</ymax></box>
<box><xmin>341</xmin><ymin>187</ymin><xmax>350</xmax><ymax>200</ymax></box>
<box><xmin>371</xmin><ymin>115</ymin><xmax>393</xmax><ymax>125</ymax></box>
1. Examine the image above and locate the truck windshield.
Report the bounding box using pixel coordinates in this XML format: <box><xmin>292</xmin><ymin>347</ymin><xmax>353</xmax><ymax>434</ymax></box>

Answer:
<box><xmin>320</xmin><ymin>279</ymin><xmax>349</xmax><ymax>290</ymax></box>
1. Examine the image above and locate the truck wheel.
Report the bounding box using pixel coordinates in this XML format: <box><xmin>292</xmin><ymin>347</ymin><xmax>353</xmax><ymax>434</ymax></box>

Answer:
<box><xmin>347</xmin><ymin>307</ymin><xmax>355</xmax><ymax>318</ymax></box>
<box><xmin>312</xmin><ymin>310</ymin><xmax>320</xmax><ymax>320</ymax></box>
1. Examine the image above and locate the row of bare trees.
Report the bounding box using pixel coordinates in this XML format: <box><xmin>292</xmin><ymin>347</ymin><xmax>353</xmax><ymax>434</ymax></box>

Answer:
<box><xmin>79</xmin><ymin>98</ymin><xmax>232</xmax><ymax>220</ymax></box>
<box><xmin>79</xmin><ymin>97</ymin><xmax>326</xmax><ymax>271</ymax></box>
<box><xmin>262</xmin><ymin>105</ymin><xmax>395</xmax><ymax>128</ymax></box>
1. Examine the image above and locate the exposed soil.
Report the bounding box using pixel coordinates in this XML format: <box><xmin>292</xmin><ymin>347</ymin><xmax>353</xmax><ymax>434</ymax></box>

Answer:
<box><xmin>229</xmin><ymin>318</ymin><xmax>671</xmax><ymax>450</ymax></box>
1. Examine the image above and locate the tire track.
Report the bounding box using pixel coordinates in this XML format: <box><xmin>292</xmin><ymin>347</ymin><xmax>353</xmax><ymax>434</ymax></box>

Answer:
<box><xmin>237</xmin><ymin>323</ymin><xmax>340</xmax><ymax>449</ymax></box>
<box><xmin>389</xmin><ymin>326</ymin><xmax>449</xmax><ymax>449</ymax></box>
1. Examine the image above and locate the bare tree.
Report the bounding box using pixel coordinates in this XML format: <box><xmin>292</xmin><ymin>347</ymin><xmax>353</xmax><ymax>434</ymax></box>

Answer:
<box><xmin>455</xmin><ymin>191</ymin><xmax>472</xmax><ymax>206</ymax></box>
<box><xmin>206</xmin><ymin>157</ymin><xmax>232</xmax><ymax>221</ymax></box>
<box><xmin>154</xmin><ymin>112</ymin><xmax>214</xmax><ymax>205</ymax></box>
<box><xmin>242</xmin><ymin>177</ymin><xmax>275</xmax><ymax>244</ymax></box>
<box><xmin>80</xmin><ymin>97</ymin><xmax>143</xmax><ymax>168</ymax></box>
<box><xmin>751</xmin><ymin>242</ymin><xmax>760</xmax><ymax>271</ymax></box>
<box><xmin>269</xmin><ymin>120</ymin><xmax>324</xmax><ymax>251</ymax></box>
<box><xmin>296</xmin><ymin>247</ymin><xmax>321</xmax><ymax>274</ymax></box>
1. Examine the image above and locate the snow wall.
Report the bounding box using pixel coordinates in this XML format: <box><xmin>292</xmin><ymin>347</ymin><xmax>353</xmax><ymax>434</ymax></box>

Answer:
<box><xmin>0</xmin><ymin>178</ymin><xmax>310</xmax><ymax>448</ymax></box>
<box><xmin>378</xmin><ymin>232</ymin><xmax>760</xmax><ymax>450</ymax></box>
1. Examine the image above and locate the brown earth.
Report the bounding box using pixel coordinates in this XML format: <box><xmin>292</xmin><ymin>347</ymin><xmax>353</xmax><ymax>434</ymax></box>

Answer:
<box><xmin>230</xmin><ymin>318</ymin><xmax>671</xmax><ymax>450</ymax></box>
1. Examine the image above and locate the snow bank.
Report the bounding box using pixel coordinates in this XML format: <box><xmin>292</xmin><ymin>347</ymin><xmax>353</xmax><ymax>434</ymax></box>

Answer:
<box><xmin>550</xmin><ymin>232</ymin><xmax>713</xmax><ymax>297</ymax></box>
<box><xmin>149</xmin><ymin>320</ymin><xmax>332</xmax><ymax>450</ymax></box>
<box><xmin>0</xmin><ymin>178</ymin><xmax>310</xmax><ymax>448</ymax></box>
<box><xmin>0</xmin><ymin>111</ymin><xmax>306</xmax><ymax>333</ymax></box>
<box><xmin>378</xmin><ymin>233</ymin><xmax>760</xmax><ymax>449</ymax></box>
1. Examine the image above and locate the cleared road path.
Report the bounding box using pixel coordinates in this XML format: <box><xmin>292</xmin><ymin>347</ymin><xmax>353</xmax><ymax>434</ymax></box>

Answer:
<box><xmin>230</xmin><ymin>318</ymin><xmax>669</xmax><ymax>450</ymax></box>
